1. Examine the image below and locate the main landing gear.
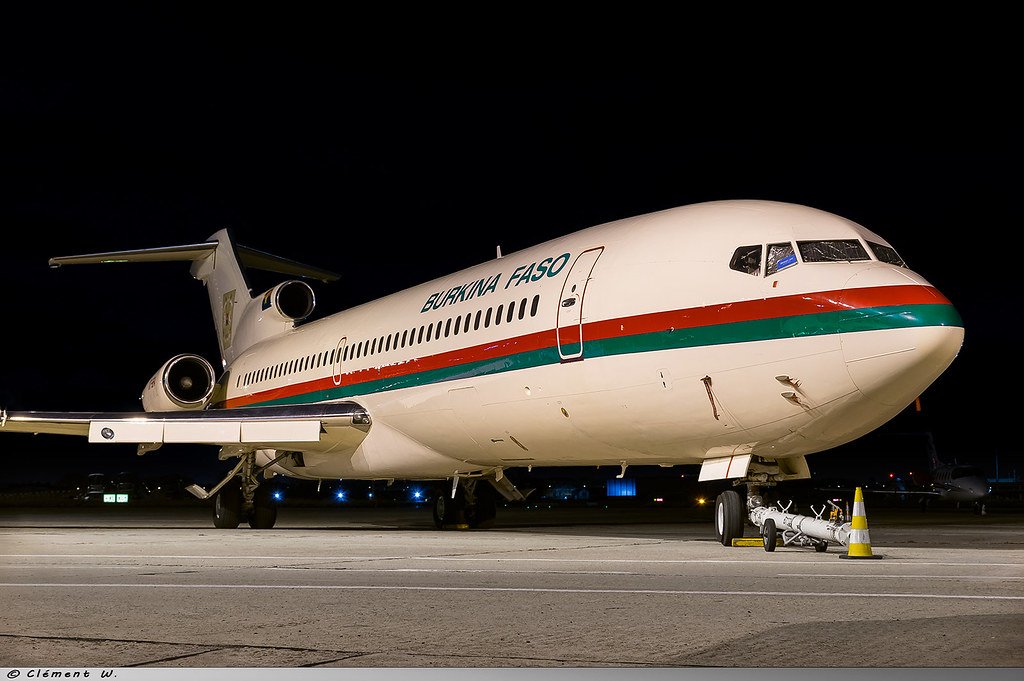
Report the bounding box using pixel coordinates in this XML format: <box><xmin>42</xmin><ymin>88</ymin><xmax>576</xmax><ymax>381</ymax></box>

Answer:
<box><xmin>209</xmin><ymin>451</ymin><xmax>281</xmax><ymax>529</ymax></box>
<box><xmin>433</xmin><ymin>478</ymin><xmax>498</xmax><ymax>530</ymax></box>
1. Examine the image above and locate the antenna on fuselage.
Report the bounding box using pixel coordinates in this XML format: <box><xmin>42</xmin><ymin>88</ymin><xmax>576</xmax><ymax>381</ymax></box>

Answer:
<box><xmin>496</xmin><ymin>245</ymin><xmax>503</xmax><ymax>259</ymax></box>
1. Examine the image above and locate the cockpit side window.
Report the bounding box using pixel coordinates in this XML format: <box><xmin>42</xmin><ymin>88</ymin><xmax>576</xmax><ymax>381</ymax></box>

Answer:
<box><xmin>867</xmin><ymin>241</ymin><xmax>907</xmax><ymax>267</ymax></box>
<box><xmin>729</xmin><ymin>245</ymin><xmax>762</xmax><ymax>276</ymax></box>
<box><xmin>766</xmin><ymin>242</ymin><xmax>797</xmax><ymax>275</ymax></box>
<box><xmin>797</xmin><ymin>240</ymin><xmax>870</xmax><ymax>262</ymax></box>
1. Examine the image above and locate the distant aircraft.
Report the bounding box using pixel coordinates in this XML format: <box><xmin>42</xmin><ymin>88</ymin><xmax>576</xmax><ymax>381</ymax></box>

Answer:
<box><xmin>0</xmin><ymin>200</ymin><xmax>964</xmax><ymax>542</ymax></box>
<box><xmin>870</xmin><ymin>433</ymin><xmax>989</xmax><ymax>511</ymax></box>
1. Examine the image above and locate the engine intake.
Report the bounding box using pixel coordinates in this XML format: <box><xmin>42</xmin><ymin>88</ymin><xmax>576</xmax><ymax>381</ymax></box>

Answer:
<box><xmin>260</xmin><ymin>280</ymin><xmax>315</xmax><ymax>323</ymax></box>
<box><xmin>141</xmin><ymin>354</ymin><xmax>216</xmax><ymax>412</ymax></box>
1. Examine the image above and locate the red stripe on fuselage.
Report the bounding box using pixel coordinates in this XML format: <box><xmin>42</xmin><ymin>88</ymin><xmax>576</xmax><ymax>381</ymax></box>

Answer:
<box><xmin>223</xmin><ymin>285</ymin><xmax>945</xmax><ymax>408</ymax></box>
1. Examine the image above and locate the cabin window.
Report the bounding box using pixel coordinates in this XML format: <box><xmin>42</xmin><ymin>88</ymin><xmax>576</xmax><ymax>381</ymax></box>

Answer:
<box><xmin>495</xmin><ymin>304</ymin><xmax>503</xmax><ymax>325</ymax></box>
<box><xmin>434</xmin><ymin>321</ymin><xmax>442</xmax><ymax>341</ymax></box>
<box><xmin>426</xmin><ymin>323</ymin><xmax>434</xmax><ymax>342</ymax></box>
<box><xmin>474</xmin><ymin>310</ymin><xmax>482</xmax><ymax>331</ymax></box>
<box><xmin>506</xmin><ymin>302</ymin><xmax>515</xmax><ymax>324</ymax></box>
<box><xmin>444</xmin><ymin>318</ymin><xmax>452</xmax><ymax>337</ymax></box>
<box><xmin>330</xmin><ymin>349</ymin><xmax>337</xmax><ymax>364</ymax></box>
<box><xmin>386</xmin><ymin>334</ymin><xmax>392</xmax><ymax>352</ymax></box>
<box><xmin>797</xmin><ymin>240</ymin><xmax>869</xmax><ymax>263</ymax></box>
<box><xmin>519</xmin><ymin>298</ymin><xmax>527</xmax><ymax>320</ymax></box>
<box><xmin>401</xmin><ymin>329</ymin><xmax>408</xmax><ymax>348</ymax></box>
<box><xmin>418</xmin><ymin>326</ymin><xmax>425</xmax><ymax>344</ymax></box>
<box><xmin>867</xmin><ymin>241</ymin><xmax>907</xmax><ymax>267</ymax></box>
<box><xmin>369</xmin><ymin>338</ymin><xmax>376</xmax><ymax>355</ymax></box>
<box><xmin>766</xmin><ymin>242</ymin><xmax>798</xmax><ymax>275</ymax></box>
<box><xmin>453</xmin><ymin>316</ymin><xmax>461</xmax><ymax>335</ymax></box>
<box><xmin>485</xmin><ymin>307</ymin><xmax>493</xmax><ymax>327</ymax></box>
<box><xmin>531</xmin><ymin>294</ymin><xmax>540</xmax><ymax>317</ymax></box>
<box><xmin>730</xmin><ymin>245</ymin><xmax>762</xmax><ymax>276</ymax></box>
<box><xmin>464</xmin><ymin>313</ymin><xmax>472</xmax><ymax>333</ymax></box>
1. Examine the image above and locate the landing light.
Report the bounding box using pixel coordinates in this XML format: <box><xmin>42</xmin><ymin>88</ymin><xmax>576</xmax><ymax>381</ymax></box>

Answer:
<box><xmin>273</xmin><ymin>491</ymin><xmax>283</xmax><ymax>501</ymax></box>
<box><xmin>654</xmin><ymin>497</ymin><xmax>664</xmax><ymax>503</ymax></box>
<box><xmin>411</xmin><ymin>489</ymin><xmax>423</xmax><ymax>500</ymax></box>
<box><xmin>336</xmin><ymin>491</ymin><xmax>346</xmax><ymax>501</ymax></box>
<box><xmin>696</xmin><ymin>497</ymin><xmax>706</xmax><ymax>506</ymax></box>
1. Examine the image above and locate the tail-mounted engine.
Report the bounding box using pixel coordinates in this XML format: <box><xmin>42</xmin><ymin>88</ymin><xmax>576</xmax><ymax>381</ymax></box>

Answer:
<box><xmin>141</xmin><ymin>354</ymin><xmax>216</xmax><ymax>412</ymax></box>
<box><xmin>259</xmin><ymin>280</ymin><xmax>315</xmax><ymax>323</ymax></box>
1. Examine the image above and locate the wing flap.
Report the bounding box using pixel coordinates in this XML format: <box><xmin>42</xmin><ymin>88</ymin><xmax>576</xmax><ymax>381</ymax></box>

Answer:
<box><xmin>2</xmin><ymin>403</ymin><xmax>366</xmax><ymax>447</ymax></box>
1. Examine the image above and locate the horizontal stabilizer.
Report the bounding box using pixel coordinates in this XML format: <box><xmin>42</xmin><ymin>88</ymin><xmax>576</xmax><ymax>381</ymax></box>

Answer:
<box><xmin>48</xmin><ymin>241</ymin><xmax>340</xmax><ymax>282</ymax></box>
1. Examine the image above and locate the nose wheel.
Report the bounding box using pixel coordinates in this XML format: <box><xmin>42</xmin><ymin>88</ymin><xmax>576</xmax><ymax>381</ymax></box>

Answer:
<box><xmin>714</xmin><ymin>490</ymin><xmax>743</xmax><ymax>546</ymax></box>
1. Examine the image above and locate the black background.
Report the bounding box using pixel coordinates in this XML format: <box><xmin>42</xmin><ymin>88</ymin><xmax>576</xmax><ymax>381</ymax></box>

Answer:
<box><xmin>1</xmin><ymin>8</ymin><xmax>1020</xmax><ymax>486</ymax></box>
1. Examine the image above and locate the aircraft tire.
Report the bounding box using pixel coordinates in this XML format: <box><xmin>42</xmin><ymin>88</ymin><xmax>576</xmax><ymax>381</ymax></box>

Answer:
<box><xmin>213</xmin><ymin>478</ymin><xmax>242</xmax><ymax>529</ymax></box>
<box><xmin>248</xmin><ymin>485</ymin><xmax>278</xmax><ymax>529</ymax></box>
<box><xmin>432</xmin><ymin>494</ymin><xmax>445</xmax><ymax>529</ymax></box>
<box><xmin>715</xmin><ymin>490</ymin><xmax>743</xmax><ymax>546</ymax></box>
<box><xmin>466</xmin><ymin>482</ymin><xmax>497</xmax><ymax>529</ymax></box>
<box><xmin>433</xmin><ymin>490</ymin><xmax>463</xmax><ymax>529</ymax></box>
<box><xmin>762</xmin><ymin>518</ymin><xmax>777</xmax><ymax>552</ymax></box>
<box><xmin>814</xmin><ymin>541</ymin><xmax>828</xmax><ymax>553</ymax></box>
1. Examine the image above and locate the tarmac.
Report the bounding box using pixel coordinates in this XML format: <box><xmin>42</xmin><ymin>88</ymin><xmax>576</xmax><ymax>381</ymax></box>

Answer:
<box><xmin>1</xmin><ymin>503</ymin><xmax>1022</xmax><ymax>668</ymax></box>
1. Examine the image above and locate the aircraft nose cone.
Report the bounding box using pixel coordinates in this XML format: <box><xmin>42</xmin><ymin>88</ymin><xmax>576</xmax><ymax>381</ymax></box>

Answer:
<box><xmin>839</xmin><ymin>267</ymin><xmax>964</xmax><ymax>407</ymax></box>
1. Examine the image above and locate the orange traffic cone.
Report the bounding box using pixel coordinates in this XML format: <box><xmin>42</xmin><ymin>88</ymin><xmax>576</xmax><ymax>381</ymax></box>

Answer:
<box><xmin>840</xmin><ymin>487</ymin><xmax>882</xmax><ymax>559</ymax></box>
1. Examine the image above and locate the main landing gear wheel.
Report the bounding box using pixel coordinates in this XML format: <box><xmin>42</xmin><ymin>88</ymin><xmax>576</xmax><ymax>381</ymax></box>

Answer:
<box><xmin>762</xmin><ymin>517</ymin><xmax>777</xmax><ymax>552</ymax></box>
<box><xmin>248</xmin><ymin>485</ymin><xmax>278</xmax><ymax>529</ymax></box>
<box><xmin>715</xmin><ymin>490</ymin><xmax>743</xmax><ymax>546</ymax></box>
<box><xmin>465</xmin><ymin>481</ymin><xmax>497</xmax><ymax>529</ymax></box>
<box><xmin>433</xmin><ymin>488</ymin><xmax>466</xmax><ymax>529</ymax></box>
<box><xmin>213</xmin><ymin>478</ymin><xmax>242</xmax><ymax>529</ymax></box>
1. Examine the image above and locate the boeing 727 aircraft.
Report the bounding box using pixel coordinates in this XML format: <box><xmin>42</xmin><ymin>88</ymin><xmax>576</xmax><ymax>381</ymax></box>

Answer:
<box><xmin>0</xmin><ymin>200</ymin><xmax>965</xmax><ymax>543</ymax></box>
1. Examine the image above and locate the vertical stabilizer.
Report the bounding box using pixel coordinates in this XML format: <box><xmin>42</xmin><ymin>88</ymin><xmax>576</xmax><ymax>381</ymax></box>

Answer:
<box><xmin>190</xmin><ymin>229</ymin><xmax>252</xmax><ymax>366</ymax></box>
<box><xmin>924</xmin><ymin>432</ymin><xmax>944</xmax><ymax>470</ymax></box>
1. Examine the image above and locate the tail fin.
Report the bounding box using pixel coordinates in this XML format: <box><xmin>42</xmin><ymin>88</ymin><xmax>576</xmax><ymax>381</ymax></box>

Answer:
<box><xmin>49</xmin><ymin>228</ymin><xmax>338</xmax><ymax>364</ymax></box>
<box><xmin>924</xmin><ymin>431</ymin><xmax>944</xmax><ymax>470</ymax></box>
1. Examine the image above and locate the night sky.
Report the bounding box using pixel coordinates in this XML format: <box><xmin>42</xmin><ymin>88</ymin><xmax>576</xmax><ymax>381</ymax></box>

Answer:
<box><xmin>1</xmin><ymin>9</ymin><xmax>1020</xmax><ymax>485</ymax></box>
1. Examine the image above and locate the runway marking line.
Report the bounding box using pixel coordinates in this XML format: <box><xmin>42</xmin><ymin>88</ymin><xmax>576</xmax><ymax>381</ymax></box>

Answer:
<box><xmin>778</xmin><ymin>573</ymin><xmax>1024</xmax><ymax>580</ymax></box>
<box><xmin>1</xmin><ymin>554</ymin><xmax>1021</xmax><ymax>567</ymax></box>
<box><xmin>1</xmin><ymin>583</ymin><xmax>1022</xmax><ymax>601</ymax></box>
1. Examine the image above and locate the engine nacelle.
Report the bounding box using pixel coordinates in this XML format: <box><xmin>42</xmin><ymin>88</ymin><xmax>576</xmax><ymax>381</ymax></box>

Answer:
<box><xmin>141</xmin><ymin>354</ymin><xmax>216</xmax><ymax>412</ymax></box>
<box><xmin>259</xmin><ymin>280</ymin><xmax>316</xmax><ymax>323</ymax></box>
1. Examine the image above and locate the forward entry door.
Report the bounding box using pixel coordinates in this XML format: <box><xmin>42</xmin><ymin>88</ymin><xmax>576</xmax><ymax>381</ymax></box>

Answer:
<box><xmin>556</xmin><ymin>247</ymin><xmax>604</xmax><ymax>360</ymax></box>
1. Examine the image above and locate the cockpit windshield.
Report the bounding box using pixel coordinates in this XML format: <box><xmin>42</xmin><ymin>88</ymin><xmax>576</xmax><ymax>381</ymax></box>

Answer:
<box><xmin>867</xmin><ymin>241</ymin><xmax>907</xmax><ymax>267</ymax></box>
<box><xmin>766</xmin><ymin>242</ymin><xmax>797</xmax><ymax>275</ymax></box>
<box><xmin>731</xmin><ymin>237</ymin><xmax>908</xmax><ymax>277</ymax></box>
<box><xmin>797</xmin><ymin>240</ymin><xmax>870</xmax><ymax>262</ymax></box>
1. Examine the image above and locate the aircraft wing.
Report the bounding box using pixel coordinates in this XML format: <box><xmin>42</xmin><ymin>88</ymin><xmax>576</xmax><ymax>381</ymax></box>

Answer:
<box><xmin>862</xmin><ymin>488</ymin><xmax>941</xmax><ymax>496</ymax></box>
<box><xmin>0</xmin><ymin>403</ymin><xmax>370</xmax><ymax>447</ymax></box>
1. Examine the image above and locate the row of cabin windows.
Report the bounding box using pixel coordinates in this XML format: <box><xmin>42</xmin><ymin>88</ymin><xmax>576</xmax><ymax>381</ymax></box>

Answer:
<box><xmin>236</xmin><ymin>293</ymin><xmax>542</xmax><ymax>389</ymax></box>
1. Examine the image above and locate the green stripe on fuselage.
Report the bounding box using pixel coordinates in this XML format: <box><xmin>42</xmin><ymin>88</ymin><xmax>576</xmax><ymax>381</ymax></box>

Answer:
<box><xmin>247</xmin><ymin>303</ymin><xmax>961</xmax><ymax>407</ymax></box>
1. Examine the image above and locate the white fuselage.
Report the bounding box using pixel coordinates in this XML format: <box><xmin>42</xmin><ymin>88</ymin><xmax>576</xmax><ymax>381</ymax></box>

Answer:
<box><xmin>216</xmin><ymin>201</ymin><xmax>964</xmax><ymax>481</ymax></box>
